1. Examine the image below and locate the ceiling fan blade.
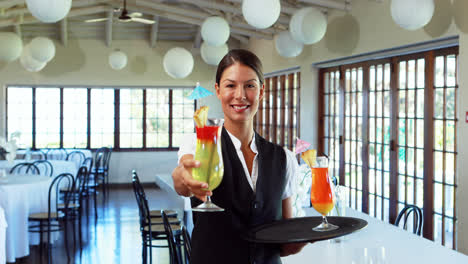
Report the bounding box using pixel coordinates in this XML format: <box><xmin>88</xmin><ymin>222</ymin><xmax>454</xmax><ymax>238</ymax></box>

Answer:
<box><xmin>84</xmin><ymin>17</ymin><xmax>110</xmax><ymax>23</ymax></box>
<box><xmin>131</xmin><ymin>17</ymin><xmax>155</xmax><ymax>24</ymax></box>
<box><xmin>129</xmin><ymin>12</ymin><xmax>143</xmax><ymax>18</ymax></box>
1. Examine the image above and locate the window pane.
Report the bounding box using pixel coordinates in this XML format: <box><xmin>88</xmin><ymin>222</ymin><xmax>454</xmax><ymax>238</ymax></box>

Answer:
<box><xmin>146</xmin><ymin>89</ymin><xmax>170</xmax><ymax>148</ymax></box>
<box><xmin>36</xmin><ymin>88</ymin><xmax>60</xmax><ymax>148</ymax></box>
<box><xmin>91</xmin><ymin>89</ymin><xmax>114</xmax><ymax>148</ymax></box>
<box><xmin>63</xmin><ymin>88</ymin><xmax>88</xmax><ymax>148</ymax></box>
<box><xmin>172</xmin><ymin>89</ymin><xmax>195</xmax><ymax>148</ymax></box>
<box><xmin>119</xmin><ymin>89</ymin><xmax>143</xmax><ymax>148</ymax></box>
<box><xmin>7</xmin><ymin>87</ymin><xmax>33</xmax><ymax>148</ymax></box>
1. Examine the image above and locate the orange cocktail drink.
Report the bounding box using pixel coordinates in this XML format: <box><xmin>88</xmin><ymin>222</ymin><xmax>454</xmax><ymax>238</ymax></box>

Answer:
<box><xmin>310</xmin><ymin>167</ymin><xmax>335</xmax><ymax>216</ymax></box>
<box><xmin>192</xmin><ymin>125</ymin><xmax>223</xmax><ymax>191</ymax></box>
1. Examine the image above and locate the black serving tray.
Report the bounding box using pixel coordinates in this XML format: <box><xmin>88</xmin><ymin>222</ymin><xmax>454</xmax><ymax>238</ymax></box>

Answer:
<box><xmin>242</xmin><ymin>216</ymin><xmax>367</xmax><ymax>244</ymax></box>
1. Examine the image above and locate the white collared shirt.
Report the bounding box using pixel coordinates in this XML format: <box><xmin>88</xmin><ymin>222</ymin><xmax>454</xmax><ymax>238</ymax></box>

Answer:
<box><xmin>178</xmin><ymin>129</ymin><xmax>297</xmax><ymax>199</ymax></box>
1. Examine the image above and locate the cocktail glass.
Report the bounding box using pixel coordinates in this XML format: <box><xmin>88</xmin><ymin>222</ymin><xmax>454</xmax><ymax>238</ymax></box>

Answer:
<box><xmin>310</xmin><ymin>156</ymin><xmax>339</xmax><ymax>231</ymax></box>
<box><xmin>192</xmin><ymin>119</ymin><xmax>224</xmax><ymax>212</ymax></box>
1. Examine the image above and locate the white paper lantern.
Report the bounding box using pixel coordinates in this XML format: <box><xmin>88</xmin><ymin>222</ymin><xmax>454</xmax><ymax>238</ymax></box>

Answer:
<box><xmin>275</xmin><ymin>31</ymin><xmax>303</xmax><ymax>58</ymax></box>
<box><xmin>242</xmin><ymin>0</ymin><xmax>281</xmax><ymax>29</ymax></box>
<box><xmin>201</xmin><ymin>17</ymin><xmax>230</xmax><ymax>47</ymax></box>
<box><xmin>29</xmin><ymin>37</ymin><xmax>55</xmax><ymax>63</ymax></box>
<box><xmin>391</xmin><ymin>0</ymin><xmax>434</xmax><ymax>30</ymax></box>
<box><xmin>26</xmin><ymin>0</ymin><xmax>72</xmax><ymax>23</ymax></box>
<box><xmin>108</xmin><ymin>50</ymin><xmax>128</xmax><ymax>70</ymax></box>
<box><xmin>200</xmin><ymin>42</ymin><xmax>228</xmax><ymax>66</ymax></box>
<box><xmin>163</xmin><ymin>47</ymin><xmax>194</xmax><ymax>79</ymax></box>
<box><xmin>290</xmin><ymin>7</ymin><xmax>327</xmax><ymax>45</ymax></box>
<box><xmin>0</xmin><ymin>32</ymin><xmax>23</xmax><ymax>62</ymax></box>
<box><xmin>20</xmin><ymin>45</ymin><xmax>46</xmax><ymax>72</ymax></box>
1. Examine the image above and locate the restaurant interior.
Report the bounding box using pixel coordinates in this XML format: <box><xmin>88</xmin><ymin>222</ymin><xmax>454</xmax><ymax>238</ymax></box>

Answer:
<box><xmin>0</xmin><ymin>0</ymin><xmax>467</xmax><ymax>263</ymax></box>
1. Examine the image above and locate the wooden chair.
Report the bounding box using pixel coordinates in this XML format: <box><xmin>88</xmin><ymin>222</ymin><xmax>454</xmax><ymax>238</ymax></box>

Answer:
<box><xmin>395</xmin><ymin>204</ymin><xmax>423</xmax><ymax>236</ymax></box>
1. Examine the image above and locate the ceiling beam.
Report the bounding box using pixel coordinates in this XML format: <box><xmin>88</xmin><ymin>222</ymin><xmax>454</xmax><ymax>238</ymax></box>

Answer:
<box><xmin>298</xmin><ymin>0</ymin><xmax>351</xmax><ymax>11</ymax></box>
<box><xmin>173</xmin><ymin>0</ymin><xmax>290</xmax><ymax>24</ymax></box>
<box><xmin>0</xmin><ymin>5</ymin><xmax>109</xmax><ymax>28</ymax></box>
<box><xmin>193</xmin><ymin>26</ymin><xmax>201</xmax><ymax>49</ymax></box>
<box><xmin>231</xmin><ymin>33</ymin><xmax>248</xmax><ymax>45</ymax></box>
<box><xmin>135</xmin><ymin>0</ymin><xmax>273</xmax><ymax>39</ymax></box>
<box><xmin>14</xmin><ymin>23</ymin><xmax>21</xmax><ymax>38</ymax></box>
<box><xmin>149</xmin><ymin>15</ymin><xmax>159</xmax><ymax>48</ymax></box>
<box><xmin>105</xmin><ymin>8</ymin><xmax>113</xmax><ymax>47</ymax></box>
<box><xmin>0</xmin><ymin>0</ymin><xmax>24</xmax><ymax>9</ymax></box>
<box><xmin>60</xmin><ymin>18</ymin><xmax>68</xmax><ymax>46</ymax></box>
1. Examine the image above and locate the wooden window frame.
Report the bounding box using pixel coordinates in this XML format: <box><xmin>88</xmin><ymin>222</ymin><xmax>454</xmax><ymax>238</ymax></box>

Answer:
<box><xmin>5</xmin><ymin>86</ymin><xmax>196</xmax><ymax>152</ymax></box>
<box><xmin>255</xmin><ymin>71</ymin><xmax>301</xmax><ymax>151</ymax></box>
<box><xmin>318</xmin><ymin>46</ymin><xmax>459</xmax><ymax>249</ymax></box>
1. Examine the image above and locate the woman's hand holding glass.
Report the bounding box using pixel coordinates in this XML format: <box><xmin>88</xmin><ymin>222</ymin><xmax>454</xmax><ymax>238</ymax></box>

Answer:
<box><xmin>175</xmin><ymin>156</ymin><xmax>212</xmax><ymax>201</ymax></box>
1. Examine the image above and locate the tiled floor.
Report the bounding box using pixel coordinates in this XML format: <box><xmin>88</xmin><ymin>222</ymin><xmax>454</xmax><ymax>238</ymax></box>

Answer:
<box><xmin>13</xmin><ymin>186</ymin><xmax>182</xmax><ymax>264</ymax></box>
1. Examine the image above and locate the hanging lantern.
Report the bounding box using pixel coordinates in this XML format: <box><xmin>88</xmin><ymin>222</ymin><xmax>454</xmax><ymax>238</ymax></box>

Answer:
<box><xmin>0</xmin><ymin>32</ymin><xmax>22</xmax><ymax>62</ymax></box>
<box><xmin>29</xmin><ymin>37</ymin><xmax>56</xmax><ymax>63</ymax></box>
<box><xmin>108</xmin><ymin>50</ymin><xmax>128</xmax><ymax>70</ymax></box>
<box><xmin>200</xmin><ymin>42</ymin><xmax>228</xmax><ymax>66</ymax></box>
<box><xmin>290</xmin><ymin>7</ymin><xmax>327</xmax><ymax>45</ymax></box>
<box><xmin>26</xmin><ymin>0</ymin><xmax>72</xmax><ymax>23</ymax></box>
<box><xmin>391</xmin><ymin>0</ymin><xmax>435</xmax><ymax>30</ymax></box>
<box><xmin>163</xmin><ymin>47</ymin><xmax>194</xmax><ymax>79</ymax></box>
<box><xmin>242</xmin><ymin>0</ymin><xmax>281</xmax><ymax>29</ymax></box>
<box><xmin>20</xmin><ymin>45</ymin><xmax>46</xmax><ymax>72</ymax></box>
<box><xmin>201</xmin><ymin>17</ymin><xmax>230</xmax><ymax>47</ymax></box>
<box><xmin>275</xmin><ymin>31</ymin><xmax>303</xmax><ymax>58</ymax></box>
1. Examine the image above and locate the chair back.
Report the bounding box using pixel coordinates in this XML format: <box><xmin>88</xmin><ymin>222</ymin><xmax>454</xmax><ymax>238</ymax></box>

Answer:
<box><xmin>162</xmin><ymin>211</ymin><xmax>181</xmax><ymax>264</ymax></box>
<box><xmin>102</xmin><ymin>147</ymin><xmax>112</xmax><ymax>171</ymax></box>
<box><xmin>9</xmin><ymin>162</ymin><xmax>40</xmax><ymax>175</ymax></box>
<box><xmin>182</xmin><ymin>226</ymin><xmax>191</xmax><ymax>263</ymax></box>
<box><xmin>395</xmin><ymin>204</ymin><xmax>423</xmax><ymax>236</ymax></box>
<box><xmin>66</xmin><ymin>151</ymin><xmax>86</xmax><ymax>167</ymax></box>
<box><xmin>25</xmin><ymin>149</ymin><xmax>46</xmax><ymax>160</ymax></box>
<box><xmin>72</xmin><ymin>166</ymin><xmax>89</xmax><ymax>201</ymax></box>
<box><xmin>46</xmin><ymin>148</ymin><xmax>67</xmax><ymax>160</ymax></box>
<box><xmin>32</xmin><ymin>160</ymin><xmax>54</xmax><ymax>177</ymax></box>
<box><xmin>132</xmin><ymin>171</ymin><xmax>150</xmax><ymax>227</ymax></box>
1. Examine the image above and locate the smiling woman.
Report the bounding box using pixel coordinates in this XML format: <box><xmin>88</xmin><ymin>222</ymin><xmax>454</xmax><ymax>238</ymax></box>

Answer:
<box><xmin>172</xmin><ymin>49</ymin><xmax>307</xmax><ymax>264</ymax></box>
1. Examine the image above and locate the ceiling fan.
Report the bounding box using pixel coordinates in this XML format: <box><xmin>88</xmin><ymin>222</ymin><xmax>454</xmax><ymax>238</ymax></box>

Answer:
<box><xmin>85</xmin><ymin>0</ymin><xmax>155</xmax><ymax>24</ymax></box>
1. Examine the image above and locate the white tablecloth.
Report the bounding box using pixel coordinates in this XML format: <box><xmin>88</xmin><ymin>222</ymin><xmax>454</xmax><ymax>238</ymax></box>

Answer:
<box><xmin>0</xmin><ymin>160</ymin><xmax>79</xmax><ymax>177</ymax></box>
<box><xmin>0</xmin><ymin>174</ymin><xmax>53</xmax><ymax>263</ymax></box>
<box><xmin>0</xmin><ymin>206</ymin><xmax>6</xmax><ymax>264</ymax></box>
<box><xmin>281</xmin><ymin>207</ymin><xmax>468</xmax><ymax>263</ymax></box>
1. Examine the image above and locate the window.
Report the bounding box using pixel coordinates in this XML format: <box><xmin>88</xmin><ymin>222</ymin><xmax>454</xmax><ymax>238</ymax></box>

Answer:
<box><xmin>119</xmin><ymin>89</ymin><xmax>143</xmax><ymax>148</ymax></box>
<box><xmin>5</xmin><ymin>86</ymin><xmax>195</xmax><ymax>151</ymax></box>
<box><xmin>63</xmin><ymin>88</ymin><xmax>88</xmax><ymax>148</ymax></box>
<box><xmin>6</xmin><ymin>87</ymin><xmax>33</xmax><ymax>148</ymax></box>
<box><xmin>90</xmin><ymin>89</ymin><xmax>115</xmax><ymax>148</ymax></box>
<box><xmin>319</xmin><ymin>47</ymin><xmax>458</xmax><ymax>249</ymax></box>
<box><xmin>255</xmin><ymin>70</ymin><xmax>300</xmax><ymax>152</ymax></box>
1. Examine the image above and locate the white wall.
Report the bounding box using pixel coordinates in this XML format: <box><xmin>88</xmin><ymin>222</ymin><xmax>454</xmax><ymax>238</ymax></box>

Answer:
<box><xmin>0</xmin><ymin>38</ymin><xmax>226</xmax><ymax>183</ymax></box>
<box><xmin>244</xmin><ymin>0</ymin><xmax>468</xmax><ymax>254</ymax></box>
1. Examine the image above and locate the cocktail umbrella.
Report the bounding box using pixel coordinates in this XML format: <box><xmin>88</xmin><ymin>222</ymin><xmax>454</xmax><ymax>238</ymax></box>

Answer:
<box><xmin>188</xmin><ymin>82</ymin><xmax>214</xmax><ymax>100</ymax></box>
<box><xmin>295</xmin><ymin>138</ymin><xmax>311</xmax><ymax>154</ymax></box>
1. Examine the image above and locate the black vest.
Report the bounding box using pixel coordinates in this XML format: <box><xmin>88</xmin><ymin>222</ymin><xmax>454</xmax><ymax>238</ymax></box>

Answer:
<box><xmin>190</xmin><ymin>127</ymin><xmax>287</xmax><ymax>264</ymax></box>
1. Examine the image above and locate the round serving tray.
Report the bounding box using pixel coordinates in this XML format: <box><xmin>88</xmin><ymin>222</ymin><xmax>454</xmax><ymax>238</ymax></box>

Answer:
<box><xmin>242</xmin><ymin>216</ymin><xmax>367</xmax><ymax>244</ymax></box>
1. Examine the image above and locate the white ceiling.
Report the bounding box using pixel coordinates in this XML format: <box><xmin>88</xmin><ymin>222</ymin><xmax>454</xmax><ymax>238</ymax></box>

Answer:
<box><xmin>0</xmin><ymin>0</ymin><xmax>352</xmax><ymax>47</ymax></box>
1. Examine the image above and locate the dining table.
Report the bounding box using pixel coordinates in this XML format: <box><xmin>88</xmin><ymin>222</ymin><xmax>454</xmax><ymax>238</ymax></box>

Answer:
<box><xmin>280</xmin><ymin>207</ymin><xmax>468</xmax><ymax>263</ymax></box>
<box><xmin>0</xmin><ymin>173</ymin><xmax>54</xmax><ymax>263</ymax></box>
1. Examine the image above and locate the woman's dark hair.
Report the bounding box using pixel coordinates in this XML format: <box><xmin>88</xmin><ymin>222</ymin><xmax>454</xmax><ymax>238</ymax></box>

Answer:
<box><xmin>215</xmin><ymin>49</ymin><xmax>264</xmax><ymax>86</ymax></box>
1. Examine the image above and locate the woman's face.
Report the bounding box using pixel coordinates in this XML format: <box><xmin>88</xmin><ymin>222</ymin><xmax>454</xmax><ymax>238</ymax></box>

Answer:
<box><xmin>215</xmin><ymin>62</ymin><xmax>264</xmax><ymax>125</ymax></box>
